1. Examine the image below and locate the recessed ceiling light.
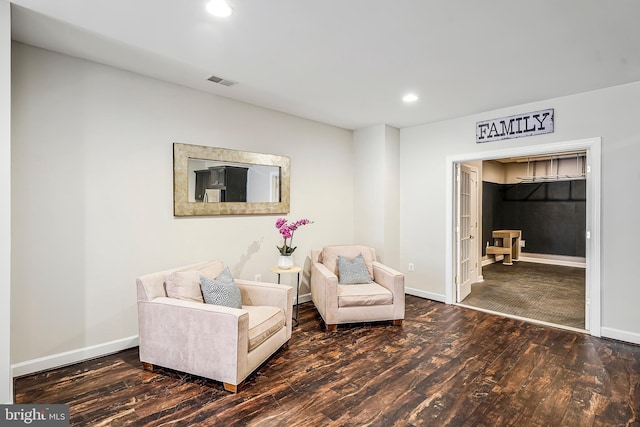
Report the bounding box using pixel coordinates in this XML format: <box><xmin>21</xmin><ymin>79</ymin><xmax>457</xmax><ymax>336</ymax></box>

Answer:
<box><xmin>206</xmin><ymin>0</ymin><xmax>233</xmax><ymax>17</ymax></box>
<box><xmin>403</xmin><ymin>93</ymin><xmax>419</xmax><ymax>103</ymax></box>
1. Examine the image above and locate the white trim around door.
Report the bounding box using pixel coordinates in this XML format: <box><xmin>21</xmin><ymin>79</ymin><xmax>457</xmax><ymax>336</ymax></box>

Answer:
<box><xmin>444</xmin><ymin>137</ymin><xmax>602</xmax><ymax>337</ymax></box>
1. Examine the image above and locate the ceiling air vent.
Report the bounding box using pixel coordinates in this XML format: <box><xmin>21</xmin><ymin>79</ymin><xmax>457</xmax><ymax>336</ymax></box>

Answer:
<box><xmin>207</xmin><ymin>74</ymin><xmax>238</xmax><ymax>87</ymax></box>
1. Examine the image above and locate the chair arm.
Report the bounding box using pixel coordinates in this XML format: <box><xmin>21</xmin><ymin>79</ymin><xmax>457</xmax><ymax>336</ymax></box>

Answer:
<box><xmin>372</xmin><ymin>262</ymin><xmax>405</xmax><ymax>320</ymax></box>
<box><xmin>310</xmin><ymin>262</ymin><xmax>339</xmax><ymax>323</ymax></box>
<box><xmin>372</xmin><ymin>261</ymin><xmax>405</xmax><ymax>294</ymax></box>
<box><xmin>137</xmin><ymin>297</ymin><xmax>249</xmax><ymax>384</ymax></box>
<box><xmin>235</xmin><ymin>280</ymin><xmax>292</xmax><ymax>310</ymax></box>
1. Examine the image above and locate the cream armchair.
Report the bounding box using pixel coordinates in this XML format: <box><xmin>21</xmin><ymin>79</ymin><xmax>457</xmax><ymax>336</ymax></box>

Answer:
<box><xmin>136</xmin><ymin>260</ymin><xmax>293</xmax><ymax>392</ymax></box>
<box><xmin>311</xmin><ymin>245</ymin><xmax>405</xmax><ymax>331</ymax></box>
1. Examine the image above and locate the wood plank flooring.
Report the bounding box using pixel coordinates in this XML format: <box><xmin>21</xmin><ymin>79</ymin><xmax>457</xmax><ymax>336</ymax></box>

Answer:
<box><xmin>14</xmin><ymin>296</ymin><xmax>640</xmax><ymax>426</ymax></box>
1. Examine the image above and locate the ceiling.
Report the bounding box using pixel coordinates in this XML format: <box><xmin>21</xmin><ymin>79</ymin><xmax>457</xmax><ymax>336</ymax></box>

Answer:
<box><xmin>9</xmin><ymin>0</ymin><xmax>640</xmax><ymax>130</ymax></box>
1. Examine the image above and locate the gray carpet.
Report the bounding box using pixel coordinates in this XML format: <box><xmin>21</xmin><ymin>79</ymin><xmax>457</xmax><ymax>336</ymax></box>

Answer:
<box><xmin>461</xmin><ymin>261</ymin><xmax>585</xmax><ymax>329</ymax></box>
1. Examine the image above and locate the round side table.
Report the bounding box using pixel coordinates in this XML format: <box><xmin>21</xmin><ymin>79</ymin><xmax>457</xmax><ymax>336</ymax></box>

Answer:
<box><xmin>269</xmin><ymin>265</ymin><xmax>302</xmax><ymax>327</ymax></box>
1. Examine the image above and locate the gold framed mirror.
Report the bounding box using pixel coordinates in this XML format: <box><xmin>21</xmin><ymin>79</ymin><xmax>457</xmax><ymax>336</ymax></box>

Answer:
<box><xmin>173</xmin><ymin>142</ymin><xmax>290</xmax><ymax>216</ymax></box>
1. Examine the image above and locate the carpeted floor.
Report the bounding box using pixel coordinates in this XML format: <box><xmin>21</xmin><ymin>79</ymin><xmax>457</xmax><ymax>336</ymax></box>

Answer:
<box><xmin>461</xmin><ymin>261</ymin><xmax>586</xmax><ymax>329</ymax></box>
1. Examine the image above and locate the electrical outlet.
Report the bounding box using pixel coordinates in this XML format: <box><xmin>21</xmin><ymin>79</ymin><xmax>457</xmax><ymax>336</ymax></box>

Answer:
<box><xmin>520</xmin><ymin>240</ymin><xmax>525</xmax><ymax>248</ymax></box>
<box><xmin>254</xmin><ymin>274</ymin><xmax>261</xmax><ymax>282</ymax></box>
<box><xmin>408</xmin><ymin>263</ymin><xmax>415</xmax><ymax>272</ymax></box>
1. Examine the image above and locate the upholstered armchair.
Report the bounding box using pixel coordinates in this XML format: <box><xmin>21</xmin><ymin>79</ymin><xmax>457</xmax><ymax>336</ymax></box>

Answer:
<box><xmin>310</xmin><ymin>245</ymin><xmax>405</xmax><ymax>331</ymax></box>
<box><xmin>136</xmin><ymin>260</ymin><xmax>293</xmax><ymax>392</ymax></box>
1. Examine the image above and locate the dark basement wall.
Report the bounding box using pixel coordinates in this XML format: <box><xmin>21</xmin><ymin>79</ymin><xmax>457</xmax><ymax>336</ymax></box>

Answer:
<box><xmin>482</xmin><ymin>180</ymin><xmax>586</xmax><ymax>257</ymax></box>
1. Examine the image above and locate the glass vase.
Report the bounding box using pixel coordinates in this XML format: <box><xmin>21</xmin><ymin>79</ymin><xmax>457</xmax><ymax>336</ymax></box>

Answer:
<box><xmin>277</xmin><ymin>255</ymin><xmax>293</xmax><ymax>270</ymax></box>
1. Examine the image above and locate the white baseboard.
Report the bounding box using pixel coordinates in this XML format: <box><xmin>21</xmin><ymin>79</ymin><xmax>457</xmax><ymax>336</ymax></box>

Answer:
<box><xmin>12</xmin><ymin>336</ymin><xmax>139</xmax><ymax>378</ymax></box>
<box><xmin>519</xmin><ymin>253</ymin><xmax>586</xmax><ymax>268</ymax></box>
<box><xmin>405</xmin><ymin>287</ymin><xmax>446</xmax><ymax>303</ymax></box>
<box><xmin>11</xmin><ymin>303</ymin><xmax>638</xmax><ymax>380</ymax></box>
<box><xmin>482</xmin><ymin>253</ymin><xmax>586</xmax><ymax>268</ymax></box>
<box><xmin>14</xmin><ymin>294</ymin><xmax>313</xmax><ymax>378</ymax></box>
<box><xmin>297</xmin><ymin>293</ymin><xmax>312</xmax><ymax>304</ymax></box>
<box><xmin>601</xmin><ymin>327</ymin><xmax>640</xmax><ymax>346</ymax></box>
<box><xmin>296</xmin><ymin>291</ymin><xmax>640</xmax><ymax>348</ymax></box>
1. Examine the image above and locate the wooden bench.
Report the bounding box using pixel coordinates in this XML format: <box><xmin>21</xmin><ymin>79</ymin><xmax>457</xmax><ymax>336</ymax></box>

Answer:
<box><xmin>492</xmin><ymin>230</ymin><xmax>521</xmax><ymax>262</ymax></box>
<box><xmin>486</xmin><ymin>246</ymin><xmax>513</xmax><ymax>265</ymax></box>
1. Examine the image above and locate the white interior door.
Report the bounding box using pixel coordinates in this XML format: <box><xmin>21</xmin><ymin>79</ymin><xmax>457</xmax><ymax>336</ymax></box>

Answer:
<box><xmin>456</xmin><ymin>163</ymin><xmax>478</xmax><ymax>302</ymax></box>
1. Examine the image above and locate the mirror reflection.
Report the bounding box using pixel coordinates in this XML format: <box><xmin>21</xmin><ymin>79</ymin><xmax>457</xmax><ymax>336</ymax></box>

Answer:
<box><xmin>173</xmin><ymin>142</ymin><xmax>290</xmax><ymax>216</ymax></box>
<box><xmin>188</xmin><ymin>159</ymin><xmax>281</xmax><ymax>203</ymax></box>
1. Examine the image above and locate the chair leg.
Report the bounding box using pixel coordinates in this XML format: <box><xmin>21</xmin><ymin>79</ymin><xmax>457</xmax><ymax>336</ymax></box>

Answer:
<box><xmin>325</xmin><ymin>324</ymin><xmax>337</xmax><ymax>331</ymax></box>
<box><xmin>141</xmin><ymin>362</ymin><xmax>154</xmax><ymax>372</ymax></box>
<box><xmin>223</xmin><ymin>381</ymin><xmax>244</xmax><ymax>393</ymax></box>
<box><xmin>392</xmin><ymin>319</ymin><xmax>403</xmax><ymax>326</ymax></box>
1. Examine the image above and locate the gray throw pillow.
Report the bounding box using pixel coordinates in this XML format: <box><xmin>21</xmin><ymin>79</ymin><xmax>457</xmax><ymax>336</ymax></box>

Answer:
<box><xmin>337</xmin><ymin>253</ymin><xmax>373</xmax><ymax>284</ymax></box>
<box><xmin>200</xmin><ymin>267</ymin><xmax>242</xmax><ymax>309</ymax></box>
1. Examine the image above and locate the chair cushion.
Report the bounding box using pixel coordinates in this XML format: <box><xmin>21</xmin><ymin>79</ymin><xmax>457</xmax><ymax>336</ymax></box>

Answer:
<box><xmin>243</xmin><ymin>305</ymin><xmax>286</xmax><ymax>351</ymax></box>
<box><xmin>338</xmin><ymin>282</ymin><xmax>393</xmax><ymax>307</ymax></box>
<box><xmin>165</xmin><ymin>260</ymin><xmax>225</xmax><ymax>303</ymax></box>
<box><xmin>200</xmin><ymin>267</ymin><xmax>242</xmax><ymax>309</ymax></box>
<box><xmin>321</xmin><ymin>245</ymin><xmax>375</xmax><ymax>278</ymax></box>
<box><xmin>337</xmin><ymin>253</ymin><xmax>373</xmax><ymax>284</ymax></box>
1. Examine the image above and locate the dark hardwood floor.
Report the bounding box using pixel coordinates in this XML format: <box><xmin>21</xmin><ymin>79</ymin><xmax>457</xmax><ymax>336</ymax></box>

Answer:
<box><xmin>14</xmin><ymin>296</ymin><xmax>640</xmax><ymax>426</ymax></box>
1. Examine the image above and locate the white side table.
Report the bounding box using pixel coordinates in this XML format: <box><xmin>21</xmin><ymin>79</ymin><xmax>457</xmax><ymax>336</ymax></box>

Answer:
<box><xmin>269</xmin><ymin>265</ymin><xmax>302</xmax><ymax>327</ymax></box>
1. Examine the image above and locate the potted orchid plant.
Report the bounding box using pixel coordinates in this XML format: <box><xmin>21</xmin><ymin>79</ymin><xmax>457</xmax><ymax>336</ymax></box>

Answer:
<box><xmin>275</xmin><ymin>217</ymin><xmax>313</xmax><ymax>269</ymax></box>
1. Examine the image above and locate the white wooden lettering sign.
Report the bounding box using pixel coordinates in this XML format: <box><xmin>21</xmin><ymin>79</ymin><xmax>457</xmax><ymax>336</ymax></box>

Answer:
<box><xmin>476</xmin><ymin>109</ymin><xmax>554</xmax><ymax>143</ymax></box>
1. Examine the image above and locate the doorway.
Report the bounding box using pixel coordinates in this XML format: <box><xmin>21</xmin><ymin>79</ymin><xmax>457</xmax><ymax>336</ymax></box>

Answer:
<box><xmin>445</xmin><ymin>138</ymin><xmax>601</xmax><ymax>336</ymax></box>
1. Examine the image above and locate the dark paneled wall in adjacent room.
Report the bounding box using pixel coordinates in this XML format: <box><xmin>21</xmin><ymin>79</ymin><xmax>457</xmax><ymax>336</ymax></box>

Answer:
<box><xmin>482</xmin><ymin>180</ymin><xmax>586</xmax><ymax>257</ymax></box>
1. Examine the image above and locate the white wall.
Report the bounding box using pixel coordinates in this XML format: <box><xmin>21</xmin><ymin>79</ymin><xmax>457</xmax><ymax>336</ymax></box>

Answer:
<box><xmin>353</xmin><ymin>124</ymin><xmax>400</xmax><ymax>268</ymax></box>
<box><xmin>10</xmin><ymin>42</ymin><xmax>354</xmax><ymax>372</ymax></box>
<box><xmin>1</xmin><ymin>0</ymin><xmax>12</xmax><ymax>403</ymax></box>
<box><xmin>400</xmin><ymin>81</ymin><xmax>640</xmax><ymax>343</ymax></box>
<box><xmin>354</xmin><ymin>125</ymin><xmax>385</xmax><ymax>253</ymax></box>
<box><xmin>384</xmin><ymin>125</ymin><xmax>401</xmax><ymax>268</ymax></box>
